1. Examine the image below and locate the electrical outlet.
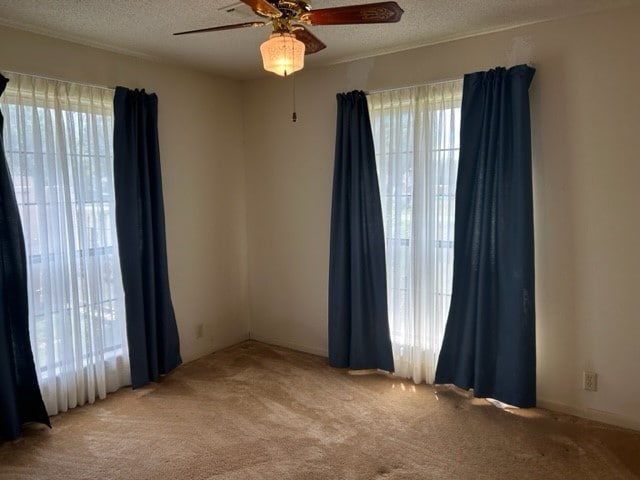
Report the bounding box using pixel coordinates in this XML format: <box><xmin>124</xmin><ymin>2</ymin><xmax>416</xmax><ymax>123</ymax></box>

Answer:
<box><xmin>196</xmin><ymin>324</ymin><xmax>204</xmax><ymax>339</ymax></box>
<box><xmin>583</xmin><ymin>371</ymin><xmax>598</xmax><ymax>392</ymax></box>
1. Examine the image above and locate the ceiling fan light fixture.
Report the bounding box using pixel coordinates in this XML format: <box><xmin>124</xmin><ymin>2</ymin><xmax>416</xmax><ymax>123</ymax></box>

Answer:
<box><xmin>260</xmin><ymin>32</ymin><xmax>305</xmax><ymax>76</ymax></box>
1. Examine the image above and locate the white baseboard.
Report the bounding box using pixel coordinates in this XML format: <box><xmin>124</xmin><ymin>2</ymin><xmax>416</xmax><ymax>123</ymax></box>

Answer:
<box><xmin>214</xmin><ymin>332</ymin><xmax>252</xmax><ymax>351</ymax></box>
<box><xmin>248</xmin><ymin>333</ymin><xmax>328</xmax><ymax>358</ymax></box>
<box><xmin>537</xmin><ymin>398</ymin><xmax>640</xmax><ymax>432</ymax></box>
<box><xmin>181</xmin><ymin>332</ymin><xmax>251</xmax><ymax>364</ymax></box>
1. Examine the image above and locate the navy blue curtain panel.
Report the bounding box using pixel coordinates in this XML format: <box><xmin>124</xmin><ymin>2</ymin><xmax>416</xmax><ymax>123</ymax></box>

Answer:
<box><xmin>113</xmin><ymin>87</ymin><xmax>181</xmax><ymax>389</ymax></box>
<box><xmin>0</xmin><ymin>74</ymin><xmax>50</xmax><ymax>439</ymax></box>
<box><xmin>435</xmin><ymin>65</ymin><xmax>537</xmax><ymax>407</ymax></box>
<box><xmin>328</xmin><ymin>91</ymin><xmax>394</xmax><ymax>372</ymax></box>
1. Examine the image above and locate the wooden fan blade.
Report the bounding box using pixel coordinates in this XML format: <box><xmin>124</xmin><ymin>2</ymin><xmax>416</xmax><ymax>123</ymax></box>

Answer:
<box><xmin>292</xmin><ymin>27</ymin><xmax>327</xmax><ymax>55</ymax></box>
<box><xmin>305</xmin><ymin>1</ymin><xmax>403</xmax><ymax>26</ymax></box>
<box><xmin>174</xmin><ymin>21</ymin><xmax>267</xmax><ymax>36</ymax></box>
<box><xmin>240</xmin><ymin>0</ymin><xmax>282</xmax><ymax>17</ymax></box>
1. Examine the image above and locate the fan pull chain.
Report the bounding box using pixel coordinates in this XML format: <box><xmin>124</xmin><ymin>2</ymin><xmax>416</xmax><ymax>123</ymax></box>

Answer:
<box><xmin>292</xmin><ymin>72</ymin><xmax>297</xmax><ymax>123</ymax></box>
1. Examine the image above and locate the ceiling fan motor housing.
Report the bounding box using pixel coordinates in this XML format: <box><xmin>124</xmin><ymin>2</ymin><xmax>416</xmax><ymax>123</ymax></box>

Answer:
<box><xmin>265</xmin><ymin>0</ymin><xmax>312</xmax><ymax>19</ymax></box>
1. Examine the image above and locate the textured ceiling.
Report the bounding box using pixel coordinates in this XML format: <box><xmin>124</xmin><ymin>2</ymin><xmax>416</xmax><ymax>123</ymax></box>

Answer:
<box><xmin>0</xmin><ymin>0</ymin><xmax>635</xmax><ymax>80</ymax></box>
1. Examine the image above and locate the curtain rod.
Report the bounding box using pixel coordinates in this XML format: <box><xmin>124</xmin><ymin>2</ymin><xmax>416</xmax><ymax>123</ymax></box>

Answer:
<box><xmin>1</xmin><ymin>69</ymin><xmax>114</xmax><ymax>92</ymax></box>
<box><xmin>364</xmin><ymin>76</ymin><xmax>463</xmax><ymax>95</ymax></box>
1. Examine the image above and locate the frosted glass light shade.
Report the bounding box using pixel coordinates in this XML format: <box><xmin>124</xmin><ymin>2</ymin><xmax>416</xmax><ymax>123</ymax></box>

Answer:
<box><xmin>260</xmin><ymin>32</ymin><xmax>305</xmax><ymax>76</ymax></box>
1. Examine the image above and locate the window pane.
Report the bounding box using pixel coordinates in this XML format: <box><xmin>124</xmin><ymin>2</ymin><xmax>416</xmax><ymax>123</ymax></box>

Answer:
<box><xmin>368</xmin><ymin>79</ymin><xmax>462</xmax><ymax>383</ymax></box>
<box><xmin>1</xmin><ymin>71</ymin><xmax>130</xmax><ymax>415</ymax></box>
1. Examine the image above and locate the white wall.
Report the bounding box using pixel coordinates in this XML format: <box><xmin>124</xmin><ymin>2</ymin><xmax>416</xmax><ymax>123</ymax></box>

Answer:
<box><xmin>242</xmin><ymin>6</ymin><xmax>640</xmax><ymax>429</ymax></box>
<box><xmin>0</xmin><ymin>25</ymin><xmax>250</xmax><ymax>363</ymax></box>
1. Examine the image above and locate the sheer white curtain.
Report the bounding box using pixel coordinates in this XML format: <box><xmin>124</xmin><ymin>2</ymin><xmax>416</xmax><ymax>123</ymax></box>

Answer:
<box><xmin>368</xmin><ymin>80</ymin><xmax>462</xmax><ymax>384</ymax></box>
<box><xmin>1</xmin><ymin>72</ymin><xmax>130</xmax><ymax>415</ymax></box>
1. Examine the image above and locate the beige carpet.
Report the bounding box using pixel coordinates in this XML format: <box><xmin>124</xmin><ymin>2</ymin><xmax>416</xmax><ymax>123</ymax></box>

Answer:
<box><xmin>1</xmin><ymin>341</ymin><xmax>639</xmax><ymax>479</ymax></box>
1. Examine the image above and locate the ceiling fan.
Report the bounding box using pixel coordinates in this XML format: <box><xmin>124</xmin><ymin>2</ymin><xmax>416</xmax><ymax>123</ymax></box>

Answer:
<box><xmin>174</xmin><ymin>0</ymin><xmax>404</xmax><ymax>76</ymax></box>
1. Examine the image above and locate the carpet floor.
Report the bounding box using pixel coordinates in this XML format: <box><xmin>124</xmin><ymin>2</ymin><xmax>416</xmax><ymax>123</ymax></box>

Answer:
<box><xmin>1</xmin><ymin>340</ymin><xmax>639</xmax><ymax>479</ymax></box>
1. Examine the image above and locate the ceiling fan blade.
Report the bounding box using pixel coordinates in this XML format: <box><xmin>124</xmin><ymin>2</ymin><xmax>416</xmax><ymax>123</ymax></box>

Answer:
<box><xmin>173</xmin><ymin>21</ymin><xmax>267</xmax><ymax>36</ymax></box>
<box><xmin>240</xmin><ymin>0</ymin><xmax>282</xmax><ymax>17</ymax></box>
<box><xmin>292</xmin><ymin>27</ymin><xmax>327</xmax><ymax>55</ymax></box>
<box><xmin>304</xmin><ymin>1</ymin><xmax>403</xmax><ymax>26</ymax></box>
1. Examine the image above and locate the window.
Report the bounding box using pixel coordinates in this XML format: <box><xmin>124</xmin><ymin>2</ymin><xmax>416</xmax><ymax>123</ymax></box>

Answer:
<box><xmin>1</xmin><ymin>72</ymin><xmax>130</xmax><ymax>415</ymax></box>
<box><xmin>368</xmin><ymin>80</ymin><xmax>462</xmax><ymax>383</ymax></box>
